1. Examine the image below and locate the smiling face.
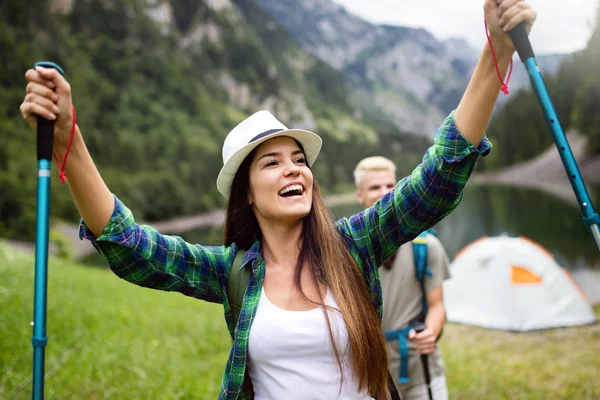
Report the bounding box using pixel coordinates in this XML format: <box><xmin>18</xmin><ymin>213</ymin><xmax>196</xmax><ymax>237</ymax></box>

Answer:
<box><xmin>248</xmin><ymin>136</ymin><xmax>314</xmax><ymax>225</ymax></box>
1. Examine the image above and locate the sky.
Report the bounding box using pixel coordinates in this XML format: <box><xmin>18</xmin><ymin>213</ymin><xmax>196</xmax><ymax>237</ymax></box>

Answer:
<box><xmin>331</xmin><ymin>0</ymin><xmax>598</xmax><ymax>55</ymax></box>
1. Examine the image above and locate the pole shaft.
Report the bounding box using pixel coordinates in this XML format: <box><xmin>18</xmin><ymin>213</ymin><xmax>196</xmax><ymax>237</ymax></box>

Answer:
<box><xmin>32</xmin><ymin>159</ymin><xmax>51</xmax><ymax>400</ymax></box>
<box><xmin>523</xmin><ymin>57</ymin><xmax>600</xmax><ymax>253</ymax></box>
<box><xmin>591</xmin><ymin>225</ymin><xmax>600</xmax><ymax>248</ymax></box>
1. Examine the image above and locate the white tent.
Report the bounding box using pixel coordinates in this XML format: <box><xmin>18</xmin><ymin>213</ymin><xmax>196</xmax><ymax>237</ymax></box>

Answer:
<box><xmin>443</xmin><ymin>235</ymin><xmax>596</xmax><ymax>331</ymax></box>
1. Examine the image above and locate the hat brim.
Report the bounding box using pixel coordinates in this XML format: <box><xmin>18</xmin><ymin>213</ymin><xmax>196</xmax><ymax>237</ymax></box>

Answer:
<box><xmin>217</xmin><ymin>128</ymin><xmax>322</xmax><ymax>199</ymax></box>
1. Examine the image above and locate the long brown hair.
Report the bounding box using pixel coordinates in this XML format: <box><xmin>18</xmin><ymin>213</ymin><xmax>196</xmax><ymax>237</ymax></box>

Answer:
<box><xmin>224</xmin><ymin>143</ymin><xmax>390</xmax><ymax>399</ymax></box>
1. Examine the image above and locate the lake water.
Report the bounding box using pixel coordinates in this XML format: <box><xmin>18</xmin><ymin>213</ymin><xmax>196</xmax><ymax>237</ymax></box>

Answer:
<box><xmin>180</xmin><ymin>185</ymin><xmax>600</xmax><ymax>303</ymax></box>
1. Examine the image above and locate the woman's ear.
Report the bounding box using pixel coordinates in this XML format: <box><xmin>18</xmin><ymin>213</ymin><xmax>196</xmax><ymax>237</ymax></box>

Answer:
<box><xmin>248</xmin><ymin>192</ymin><xmax>253</xmax><ymax>205</ymax></box>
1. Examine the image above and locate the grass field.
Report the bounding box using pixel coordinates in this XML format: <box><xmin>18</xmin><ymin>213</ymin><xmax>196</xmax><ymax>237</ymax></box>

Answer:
<box><xmin>1</xmin><ymin>245</ymin><xmax>599</xmax><ymax>399</ymax></box>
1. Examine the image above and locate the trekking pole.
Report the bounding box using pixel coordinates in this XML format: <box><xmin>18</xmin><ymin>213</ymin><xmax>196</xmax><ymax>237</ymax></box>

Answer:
<box><xmin>414</xmin><ymin>322</ymin><xmax>433</xmax><ymax>400</ymax></box>
<box><xmin>31</xmin><ymin>61</ymin><xmax>65</xmax><ymax>400</ymax></box>
<box><xmin>507</xmin><ymin>22</ymin><xmax>600</xmax><ymax>254</ymax></box>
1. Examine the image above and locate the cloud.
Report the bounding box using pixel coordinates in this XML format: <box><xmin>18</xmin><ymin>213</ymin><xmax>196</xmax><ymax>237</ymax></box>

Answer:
<box><xmin>332</xmin><ymin>0</ymin><xmax>597</xmax><ymax>54</ymax></box>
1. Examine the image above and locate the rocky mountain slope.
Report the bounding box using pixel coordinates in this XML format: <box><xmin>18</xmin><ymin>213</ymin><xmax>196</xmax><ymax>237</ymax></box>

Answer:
<box><xmin>254</xmin><ymin>0</ymin><xmax>569</xmax><ymax>135</ymax></box>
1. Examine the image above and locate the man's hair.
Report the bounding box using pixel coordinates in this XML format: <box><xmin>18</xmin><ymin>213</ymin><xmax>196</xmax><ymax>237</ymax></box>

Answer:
<box><xmin>353</xmin><ymin>156</ymin><xmax>396</xmax><ymax>189</ymax></box>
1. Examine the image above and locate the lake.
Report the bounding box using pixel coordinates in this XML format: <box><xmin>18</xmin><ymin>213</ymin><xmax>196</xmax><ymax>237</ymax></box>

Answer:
<box><xmin>181</xmin><ymin>185</ymin><xmax>600</xmax><ymax>303</ymax></box>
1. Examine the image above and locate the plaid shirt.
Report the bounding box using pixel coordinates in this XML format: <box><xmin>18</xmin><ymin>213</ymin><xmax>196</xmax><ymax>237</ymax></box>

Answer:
<box><xmin>80</xmin><ymin>111</ymin><xmax>491</xmax><ymax>399</ymax></box>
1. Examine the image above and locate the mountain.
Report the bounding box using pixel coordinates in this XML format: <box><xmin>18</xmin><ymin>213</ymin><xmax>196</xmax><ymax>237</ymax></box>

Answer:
<box><xmin>0</xmin><ymin>0</ymin><xmax>431</xmax><ymax>240</ymax></box>
<box><xmin>0</xmin><ymin>0</ymin><xmax>585</xmax><ymax>242</ymax></box>
<box><xmin>253</xmin><ymin>0</ymin><xmax>477</xmax><ymax>135</ymax></box>
<box><xmin>253</xmin><ymin>0</ymin><xmax>570</xmax><ymax>135</ymax></box>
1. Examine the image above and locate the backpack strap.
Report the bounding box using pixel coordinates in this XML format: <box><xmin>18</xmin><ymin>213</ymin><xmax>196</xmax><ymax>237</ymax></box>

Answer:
<box><xmin>385</xmin><ymin>326</ymin><xmax>415</xmax><ymax>385</ymax></box>
<box><xmin>412</xmin><ymin>231</ymin><xmax>432</xmax><ymax>317</ymax></box>
<box><xmin>227</xmin><ymin>249</ymin><xmax>250</xmax><ymax>330</ymax></box>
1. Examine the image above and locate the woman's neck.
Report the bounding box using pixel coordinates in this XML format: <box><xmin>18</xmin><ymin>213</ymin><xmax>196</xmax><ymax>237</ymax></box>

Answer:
<box><xmin>259</xmin><ymin>219</ymin><xmax>303</xmax><ymax>267</ymax></box>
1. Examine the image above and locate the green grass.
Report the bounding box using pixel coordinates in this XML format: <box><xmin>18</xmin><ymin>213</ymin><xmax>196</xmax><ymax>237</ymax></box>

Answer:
<box><xmin>0</xmin><ymin>246</ymin><xmax>231</xmax><ymax>399</ymax></box>
<box><xmin>441</xmin><ymin>310</ymin><xmax>600</xmax><ymax>399</ymax></box>
<box><xmin>1</xmin><ymin>245</ymin><xmax>599</xmax><ymax>399</ymax></box>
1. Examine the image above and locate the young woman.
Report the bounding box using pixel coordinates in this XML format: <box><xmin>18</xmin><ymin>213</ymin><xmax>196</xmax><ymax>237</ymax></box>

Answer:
<box><xmin>20</xmin><ymin>1</ymin><xmax>536</xmax><ymax>398</ymax></box>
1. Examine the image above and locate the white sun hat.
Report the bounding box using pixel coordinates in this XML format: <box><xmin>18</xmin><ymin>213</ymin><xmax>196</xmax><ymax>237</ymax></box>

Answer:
<box><xmin>216</xmin><ymin>110</ymin><xmax>322</xmax><ymax>199</ymax></box>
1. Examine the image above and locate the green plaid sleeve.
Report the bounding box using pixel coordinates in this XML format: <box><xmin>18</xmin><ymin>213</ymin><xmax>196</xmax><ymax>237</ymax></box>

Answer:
<box><xmin>338</xmin><ymin>110</ymin><xmax>492</xmax><ymax>268</ymax></box>
<box><xmin>79</xmin><ymin>195</ymin><xmax>233</xmax><ymax>304</ymax></box>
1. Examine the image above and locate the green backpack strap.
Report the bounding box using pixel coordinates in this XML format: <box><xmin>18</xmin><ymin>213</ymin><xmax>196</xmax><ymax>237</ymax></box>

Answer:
<box><xmin>228</xmin><ymin>249</ymin><xmax>250</xmax><ymax>329</ymax></box>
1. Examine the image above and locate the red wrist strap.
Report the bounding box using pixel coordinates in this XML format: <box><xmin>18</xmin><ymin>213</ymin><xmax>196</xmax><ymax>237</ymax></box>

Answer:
<box><xmin>484</xmin><ymin>16</ymin><xmax>513</xmax><ymax>95</ymax></box>
<box><xmin>52</xmin><ymin>105</ymin><xmax>76</xmax><ymax>184</ymax></box>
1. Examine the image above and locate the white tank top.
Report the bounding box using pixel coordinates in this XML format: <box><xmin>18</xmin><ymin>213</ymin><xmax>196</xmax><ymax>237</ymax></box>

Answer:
<box><xmin>247</xmin><ymin>287</ymin><xmax>374</xmax><ymax>399</ymax></box>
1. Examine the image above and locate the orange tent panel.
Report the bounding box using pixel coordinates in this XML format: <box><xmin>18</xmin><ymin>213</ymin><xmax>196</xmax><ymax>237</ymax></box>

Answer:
<box><xmin>511</xmin><ymin>265</ymin><xmax>542</xmax><ymax>284</ymax></box>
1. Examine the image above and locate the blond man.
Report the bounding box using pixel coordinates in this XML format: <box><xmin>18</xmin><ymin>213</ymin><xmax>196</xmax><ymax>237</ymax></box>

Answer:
<box><xmin>354</xmin><ymin>156</ymin><xmax>451</xmax><ymax>400</ymax></box>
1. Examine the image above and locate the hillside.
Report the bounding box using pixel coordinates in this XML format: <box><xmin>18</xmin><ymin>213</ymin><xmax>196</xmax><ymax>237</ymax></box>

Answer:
<box><xmin>253</xmin><ymin>0</ymin><xmax>476</xmax><ymax>135</ymax></box>
<box><xmin>2</xmin><ymin>0</ymin><xmax>596</xmax><ymax>243</ymax></box>
<box><xmin>253</xmin><ymin>0</ymin><xmax>570</xmax><ymax>136</ymax></box>
<box><xmin>0</xmin><ymin>0</ymin><xmax>431</xmax><ymax>241</ymax></box>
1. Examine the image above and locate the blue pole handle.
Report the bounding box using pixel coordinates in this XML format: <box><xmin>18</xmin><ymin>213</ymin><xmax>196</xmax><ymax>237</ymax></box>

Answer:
<box><xmin>33</xmin><ymin>62</ymin><xmax>64</xmax><ymax>161</ymax></box>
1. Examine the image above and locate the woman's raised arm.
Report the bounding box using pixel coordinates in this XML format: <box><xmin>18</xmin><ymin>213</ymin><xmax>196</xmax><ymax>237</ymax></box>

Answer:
<box><xmin>337</xmin><ymin>0</ymin><xmax>537</xmax><ymax>267</ymax></box>
<box><xmin>454</xmin><ymin>0</ymin><xmax>537</xmax><ymax>146</ymax></box>
<box><xmin>20</xmin><ymin>66</ymin><xmax>235</xmax><ymax>305</ymax></box>
<box><xmin>20</xmin><ymin>66</ymin><xmax>114</xmax><ymax>237</ymax></box>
